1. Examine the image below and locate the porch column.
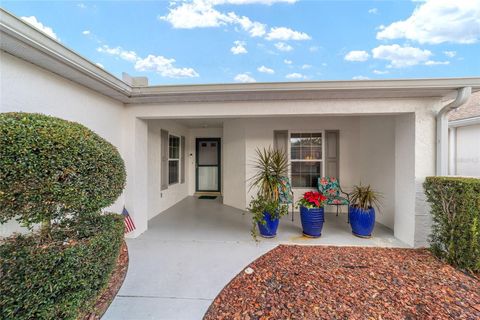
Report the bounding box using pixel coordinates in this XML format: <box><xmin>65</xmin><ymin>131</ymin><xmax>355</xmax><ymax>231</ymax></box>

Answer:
<box><xmin>122</xmin><ymin>114</ymin><xmax>149</xmax><ymax>238</ymax></box>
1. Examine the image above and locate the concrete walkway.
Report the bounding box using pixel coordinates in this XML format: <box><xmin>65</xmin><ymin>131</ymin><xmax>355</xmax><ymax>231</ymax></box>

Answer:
<box><xmin>103</xmin><ymin>197</ymin><xmax>406</xmax><ymax>320</ymax></box>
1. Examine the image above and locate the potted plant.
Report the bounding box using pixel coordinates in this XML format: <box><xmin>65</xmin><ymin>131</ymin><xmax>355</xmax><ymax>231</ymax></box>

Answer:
<box><xmin>248</xmin><ymin>147</ymin><xmax>289</xmax><ymax>238</ymax></box>
<box><xmin>349</xmin><ymin>184</ymin><xmax>382</xmax><ymax>238</ymax></box>
<box><xmin>296</xmin><ymin>191</ymin><xmax>328</xmax><ymax>237</ymax></box>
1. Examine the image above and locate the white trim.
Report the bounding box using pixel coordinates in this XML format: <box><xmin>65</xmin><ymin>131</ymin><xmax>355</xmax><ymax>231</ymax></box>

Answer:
<box><xmin>448</xmin><ymin>127</ymin><xmax>457</xmax><ymax>175</ymax></box>
<box><xmin>448</xmin><ymin>116</ymin><xmax>480</xmax><ymax>128</ymax></box>
<box><xmin>288</xmin><ymin>130</ymin><xmax>325</xmax><ymax>189</ymax></box>
<box><xmin>168</xmin><ymin>134</ymin><xmax>181</xmax><ymax>185</ymax></box>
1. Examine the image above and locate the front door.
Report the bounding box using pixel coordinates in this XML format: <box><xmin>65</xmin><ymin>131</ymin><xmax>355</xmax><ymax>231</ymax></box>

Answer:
<box><xmin>196</xmin><ymin>138</ymin><xmax>221</xmax><ymax>192</ymax></box>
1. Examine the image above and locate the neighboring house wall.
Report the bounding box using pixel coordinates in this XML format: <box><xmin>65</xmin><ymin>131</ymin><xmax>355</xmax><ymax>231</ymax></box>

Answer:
<box><xmin>455</xmin><ymin>124</ymin><xmax>480</xmax><ymax>176</ymax></box>
<box><xmin>449</xmin><ymin>124</ymin><xmax>480</xmax><ymax>177</ymax></box>
<box><xmin>0</xmin><ymin>52</ymin><xmax>126</xmax><ymax>236</ymax></box>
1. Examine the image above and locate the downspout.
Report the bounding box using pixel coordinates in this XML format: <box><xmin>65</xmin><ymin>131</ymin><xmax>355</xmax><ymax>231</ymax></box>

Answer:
<box><xmin>436</xmin><ymin>86</ymin><xmax>471</xmax><ymax>175</ymax></box>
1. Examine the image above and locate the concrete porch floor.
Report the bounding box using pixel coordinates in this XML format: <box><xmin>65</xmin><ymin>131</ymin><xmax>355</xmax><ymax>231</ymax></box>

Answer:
<box><xmin>103</xmin><ymin>196</ymin><xmax>407</xmax><ymax>320</ymax></box>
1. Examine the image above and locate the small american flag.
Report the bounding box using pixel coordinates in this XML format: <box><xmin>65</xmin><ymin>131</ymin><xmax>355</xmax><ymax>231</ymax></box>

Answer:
<box><xmin>122</xmin><ymin>207</ymin><xmax>136</xmax><ymax>234</ymax></box>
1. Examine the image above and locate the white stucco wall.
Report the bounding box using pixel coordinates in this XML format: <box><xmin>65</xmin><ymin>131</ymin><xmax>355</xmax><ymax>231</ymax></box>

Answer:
<box><xmin>147</xmin><ymin>120</ymin><xmax>189</xmax><ymax>220</ymax></box>
<box><xmin>222</xmin><ymin>115</ymin><xmax>396</xmax><ymax>231</ymax></box>
<box><xmin>241</xmin><ymin>116</ymin><xmax>362</xmax><ymax>208</ymax></box>
<box><xmin>223</xmin><ymin>119</ymin><xmax>247</xmax><ymax>210</ymax></box>
<box><xmin>1</xmin><ymin>51</ymin><xmax>442</xmax><ymax>245</ymax></box>
<box><xmin>394</xmin><ymin>114</ymin><xmax>416</xmax><ymax>246</ymax></box>
<box><xmin>0</xmin><ymin>52</ymin><xmax>126</xmax><ymax>236</ymax></box>
<box><xmin>413</xmin><ymin>105</ymin><xmax>437</xmax><ymax>247</ymax></box>
<box><xmin>358</xmin><ymin>116</ymin><xmax>396</xmax><ymax>229</ymax></box>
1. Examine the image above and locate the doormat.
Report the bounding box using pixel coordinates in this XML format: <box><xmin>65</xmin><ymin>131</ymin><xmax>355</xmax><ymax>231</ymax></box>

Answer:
<box><xmin>199</xmin><ymin>195</ymin><xmax>218</xmax><ymax>200</ymax></box>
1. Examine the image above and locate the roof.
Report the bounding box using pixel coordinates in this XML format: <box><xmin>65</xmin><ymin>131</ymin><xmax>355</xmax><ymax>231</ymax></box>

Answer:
<box><xmin>2</xmin><ymin>8</ymin><xmax>480</xmax><ymax>105</ymax></box>
<box><xmin>449</xmin><ymin>92</ymin><xmax>480</xmax><ymax>121</ymax></box>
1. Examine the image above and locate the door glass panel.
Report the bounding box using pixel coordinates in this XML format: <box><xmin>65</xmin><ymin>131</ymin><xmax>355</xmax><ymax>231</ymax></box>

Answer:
<box><xmin>198</xmin><ymin>141</ymin><xmax>218</xmax><ymax>165</ymax></box>
<box><xmin>198</xmin><ymin>167</ymin><xmax>218</xmax><ymax>191</ymax></box>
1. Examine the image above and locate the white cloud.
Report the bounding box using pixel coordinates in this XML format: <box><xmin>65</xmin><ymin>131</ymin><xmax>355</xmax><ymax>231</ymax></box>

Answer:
<box><xmin>77</xmin><ymin>3</ymin><xmax>87</xmax><ymax>9</ymax></box>
<box><xmin>231</xmin><ymin>40</ymin><xmax>247</xmax><ymax>54</ymax></box>
<box><xmin>309</xmin><ymin>46</ymin><xmax>319</xmax><ymax>52</ymax></box>
<box><xmin>233</xmin><ymin>15</ymin><xmax>267</xmax><ymax>37</ymax></box>
<box><xmin>97</xmin><ymin>44</ymin><xmax>198</xmax><ymax>78</ymax></box>
<box><xmin>371</xmin><ymin>44</ymin><xmax>432</xmax><ymax>68</ymax></box>
<box><xmin>368</xmin><ymin>8</ymin><xmax>379</xmax><ymax>14</ymax></box>
<box><xmin>82</xmin><ymin>30</ymin><xmax>91</xmax><ymax>35</ymax></box>
<box><xmin>135</xmin><ymin>55</ymin><xmax>199</xmax><ymax>78</ymax></box>
<box><xmin>21</xmin><ymin>16</ymin><xmax>59</xmax><ymax>40</ymax></box>
<box><xmin>286</xmin><ymin>72</ymin><xmax>305</xmax><ymax>79</ymax></box>
<box><xmin>95</xmin><ymin>62</ymin><xmax>105</xmax><ymax>69</ymax></box>
<box><xmin>373</xmin><ymin>69</ymin><xmax>389</xmax><ymax>75</ymax></box>
<box><xmin>160</xmin><ymin>1</ymin><xmax>230</xmax><ymax>29</ymax></box>
<box><xmin>301</xmin><ymin>64</ymin><xmax>312</xmax><ymax>69</ymax></box>
<box><xmin>265</xmin><ymin>27</ymin><xmax>311</xmax><ymax>41</ymax></box>
<box><xmin>274</xmin><ymin>42</ymin><xmax>293</xmax><ymax>52</ymax></box>
<box><xmin>352</xmin><ymin>76</ymin><xmax>370</xmax><ymax>80</ymax></box>
<box><xmin>283</xmin><ymin>59</ymin><xmax>292</xmax><ymax>64</ymax></box>
<box><xmin>217</xmin><ymin>0</ymin><xmax>297</xmax><ymax>4</ymax></box>
<box><xmin>376</xmin><ymin>0</ymin><xmax>480</xmax><ymax>44</ymax></box>
<box><xmin>425</xmin><ymin>60</ymin><xmax>450</xmax><ymax>66</ymax></box>
<box><xmin>257</xmin><ymin>65</ymin><xmax>275</xmax><ymax>74</ymax></box>
<box><xmin>234</xmin><ymin>73</ymin><xmax>256</xmax><ymax>82</ymax></box>
<box><xmin>160</xmin><ymin>0</ymin><xmax>308</xmax><ymax>41</ymax></box>
<box><xmin>344</xmin><ymin>50</ymin><xmax>370</xmax><ymax>62</ymax></box>
<box><xmin>444</xmin><ymin>50</ymin><xmax>457</xmax><ymax>58</ymax></box>
<box><xmin>97</xmin><ymin>45</ymin><xmax>139</xmax><ymax>62</ymax></box>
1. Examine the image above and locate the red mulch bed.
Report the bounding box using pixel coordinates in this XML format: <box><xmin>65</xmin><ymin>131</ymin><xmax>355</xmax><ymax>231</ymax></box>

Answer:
<box><xmin>204</xmin><ymin>245</ymin><xmax>480</xmax><ymax>320</ymax></box>
<box><xmin>81</xmin><ymin>241</ymin><xmax>129</xmax><ymax>320</ymax></box>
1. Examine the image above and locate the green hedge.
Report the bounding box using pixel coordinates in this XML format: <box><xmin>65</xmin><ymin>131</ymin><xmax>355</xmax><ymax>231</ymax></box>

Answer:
<box><xmin>0</xmin><ymin>113</ymin><xmax>126</xmax><ymax>228</ymax></box>
<box><xmin>0</xmin><ymin>214</ymin><xmax>124</xmax><ymax>320</ymax></box>
<box><xmin>424</xmin><ymin>176</ymin><xmax>480</xmax><ymax>273</ymax></box>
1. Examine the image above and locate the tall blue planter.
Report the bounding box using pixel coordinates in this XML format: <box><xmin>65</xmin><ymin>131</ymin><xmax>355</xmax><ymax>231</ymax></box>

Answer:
<box><xmin>349</xmin><ymin>206</ymin><xmax>375</xmax><ymax>237</ymax></box>
<box><xmin>257</xmin><ymin>211</ymin><xmax>279</xmax><ymax>238</ymax></box>
<box><xmin>300</xmin><ymin>206</ymin><xmax>325</xmax><ymax>238</ymax></box>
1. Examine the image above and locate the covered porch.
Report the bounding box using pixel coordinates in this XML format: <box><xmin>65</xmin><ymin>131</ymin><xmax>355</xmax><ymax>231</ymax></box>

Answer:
<box><xmin>103</xmin><ymin>196</ymin><xmax>406</xmax><ymax>320</ymax></box>
<box><xmin>135</xmin><ymin>112</ymin><xmax>421</xmax><ymax>246</ymax></box>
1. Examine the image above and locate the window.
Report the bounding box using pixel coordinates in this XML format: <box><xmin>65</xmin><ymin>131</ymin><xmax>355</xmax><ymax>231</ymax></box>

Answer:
<box><xmin>168</xmin><ymin>135</ymin><xmax>180</xmax><ymax>185</ymax></box>
<box><xmin>290</xmin><ymin>132</ymin><xmax>323</xmax><ymax>188</ymax></box>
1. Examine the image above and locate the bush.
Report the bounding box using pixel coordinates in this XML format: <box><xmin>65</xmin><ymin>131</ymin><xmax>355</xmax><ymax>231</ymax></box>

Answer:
<box><xmin>0</xmin><ymin>214</ymin><xmax>124</xmax><ymax>320</ymax></box>
<box><xmin>424</xmin><ymin>176</ymin><xmax>480</xmax><ymax>273</ymax></box>
<box><xmin>0</xmin><ymin>113</ymin><xmax>126</xmax><ymax>228</ymax></box>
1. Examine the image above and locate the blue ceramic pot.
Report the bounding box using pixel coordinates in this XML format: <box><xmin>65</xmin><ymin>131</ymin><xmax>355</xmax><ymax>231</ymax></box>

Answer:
<box><xmin>300</xmin><ymin>206</ymin><xmax>325</xmax><ymax>238</ymax></box>
<box><xmin>257</xmin><ymin>211</ymin><xmax>279</xmax><ymax>238</ymax></box>
<box><xmin>349</xmin><ymin>206</ymin><xmax>375</xmax><ymax>237</ymax></box>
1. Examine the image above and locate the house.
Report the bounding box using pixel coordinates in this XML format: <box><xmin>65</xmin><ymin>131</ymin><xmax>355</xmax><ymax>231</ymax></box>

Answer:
<box><xmin>448</xmin><ymin>92</ymin><xmax>480</xmax><ymax>177</ymax></box>
<box><xmin>1</xmin><ymin>9</ymin><xmax>479</xmax><ymax>247</ymax></box>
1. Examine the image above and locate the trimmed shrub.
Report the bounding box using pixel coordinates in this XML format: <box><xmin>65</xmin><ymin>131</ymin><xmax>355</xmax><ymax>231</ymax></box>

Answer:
<box><xmin>424</xmin><ymin>176</ymin><xmax>480</xmax><ymax>273</ymax></box>
<box><xmin>0</xmin><ymin>113</ymin><xmax>126</xmax><ymax>228</ymax></box>
<box><xmin>0</xmin><ymin>214</ymin><xmax>124</xmax><ymax>320</ymax></box>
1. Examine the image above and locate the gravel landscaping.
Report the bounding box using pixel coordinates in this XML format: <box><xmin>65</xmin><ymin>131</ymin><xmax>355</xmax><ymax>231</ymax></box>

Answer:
<box><xmin>204</xmin><ymin>245</ymin><xmax>480</xmax><ymax>320</ymax></box>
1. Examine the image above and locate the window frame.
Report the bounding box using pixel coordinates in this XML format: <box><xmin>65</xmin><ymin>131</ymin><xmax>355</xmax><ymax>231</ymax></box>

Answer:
<box><xmin>168</xmin><ymin>134</ymin><xmax>181</xmax><ymax>186</ymax></box>
<box><xmin>288</xmin><ymin>130</ymin><xmax>325</xmax><ymax>189</ymax></box>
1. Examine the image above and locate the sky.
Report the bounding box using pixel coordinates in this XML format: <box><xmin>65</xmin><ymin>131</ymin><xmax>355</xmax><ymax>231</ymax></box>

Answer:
<box><xmin>2</xmin><ymin>0</ymin><xmax>480</xmax><ymax>85</ymax></box>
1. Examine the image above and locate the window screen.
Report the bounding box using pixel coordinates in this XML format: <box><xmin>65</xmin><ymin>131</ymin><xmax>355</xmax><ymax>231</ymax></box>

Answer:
<box><xmin>290</xmin><ymin>132</ymin><xmax>323</xmax><ymax>188</ymax></box>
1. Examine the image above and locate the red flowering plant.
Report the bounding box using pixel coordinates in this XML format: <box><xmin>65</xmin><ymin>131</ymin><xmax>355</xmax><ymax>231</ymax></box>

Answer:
<box><xmin>296</xmin><ymin>191</ymin><xmax>327</xmax><ymax>209</ymax></box>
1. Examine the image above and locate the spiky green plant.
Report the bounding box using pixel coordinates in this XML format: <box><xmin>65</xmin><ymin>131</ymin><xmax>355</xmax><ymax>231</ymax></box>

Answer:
<box><xmin>350</xmin><ymin>184</ymin><xmax>382</xmax><ymax>211</ymax></box>
<box><xmin>248</xmin><ymin>147</ymin><xmax>288</xmax><ymax>202</ymax></box>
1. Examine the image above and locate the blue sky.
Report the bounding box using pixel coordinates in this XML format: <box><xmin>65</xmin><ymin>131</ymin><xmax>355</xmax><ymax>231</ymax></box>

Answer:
<box><xmin>2</xmin><ymin>0</ymin><xmax>480</xmax><ymax>85</ymax></box>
